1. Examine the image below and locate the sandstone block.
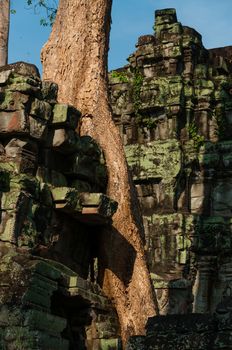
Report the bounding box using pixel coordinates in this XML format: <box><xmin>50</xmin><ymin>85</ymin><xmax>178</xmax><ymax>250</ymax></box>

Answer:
<box><xmin>155</xmin><ymin>8</ymin><xmax>177</xmax><ymax>26</ymax></box>
<box><xmin>126</xmin><ymin>336</ymin><xmax>145</xmax><ymax>350</ymax></box>
<box><xmin>6</xmin><ymin>73</ymin><xmax>41</xmax><ymax>95</ymax></box>
<box><xmin>0</xmin><ymin>91</ymin><xmax>30</xmax><ymax>111</ymax></box>
<box><xmin>50</xmin><ymin>128</ymin><xmax>78</xmax><ymax>153</ymax></box>
<box><xmin>0</xmin><ymin>62</ymin><xmax>40</xmax><ymax>79</ymax></box>
<box><xmin>25</xmin><ymin>309</ymin><xmax>67</xmax><ymax>334</ymax></box>
<box><xmin>29</xmin><ymin>115</ymin><xmax>48</xmax><ymax>141</ymax></box>
<box><xmin>52</xmin><ymin>103</ymin><xmax>81</xmax><ymax>129</ymax></box>
<box><xmin>5</xmin><ymin>138</ymin><xmax>38</xmax><ymax>175</ymax></box>
<box><xmin>41</xmin><ymin>81</ymin><xmax>58</xmax><ymax>102</ymax></box>
<box><xmin>0</xmin><ymin>110</ymin><xmax>29</xmax><ymax>135</ymax></box>
<box><xmin>30</xmin><ymin>98</ymin><xmax>52</xmax><ymax>121</ymax></box>
<box><xmin>0</xmin><ymin>70</ymin><xmax>11</xmax><ymax>85</ymax></box>
<box><xmin>212</xmin><ymin>181</ymin><xmax>232</xmax><ymax>216</ymax></box>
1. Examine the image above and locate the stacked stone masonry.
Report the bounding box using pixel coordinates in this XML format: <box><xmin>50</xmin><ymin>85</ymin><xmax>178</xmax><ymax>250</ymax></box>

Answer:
<box><xmin>1</xmin><ymin>7</ymin><xmax>232</xmax><ymax>350</ymax></box>
<box><xmin>0</xmin><ymin>62</ymin><xmax>121</xmax><ymax>349</ymax></box>
<box><xmin>109</xmin><ymin>8</ymin><xmax>232</xmax><ymax>350</ymax></box>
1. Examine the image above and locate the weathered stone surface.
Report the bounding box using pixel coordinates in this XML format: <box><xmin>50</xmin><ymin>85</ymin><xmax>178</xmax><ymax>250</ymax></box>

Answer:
<box><xmin>41</xmin><ymin>80</ymin><xmax>58</xmax><ymax>102</ymax></box>
<box><xmin>0</xmin><ymin>63</ymin><xmax>119</xmax><ymax>349</ymax></box>
<box><xmin>52</xmin><ymin>103</ymin><xmax>81</xmax><ymax>129</ymax></box>
<box><xmin>30</xmin><ymin>97</ymin><xmax>52</xmax><ymax>121</ymax></box>
<box><xmin>50</xmin><ymin>128</ymin><xmax>78</xmax><ymax>152</ymax></box>
<box><xmin>51</xmin><ymin>188</ymin><xmax>117</xmax><ymax>223</ymax></box>
<box><xmin>0</xmin><ymin>110</ymin><xmax>29</xmax><ymax>135</ymax></box>
<box><xmin>29</xmin><ymin>115</ymin><xmax>48</xmax><ymax>140</ymax></box>
<box><xmin>126</xmin><ymin>336</ymin><xmax>145</xmax><ymax>350</ymax></box>
<box><xmin>0</xmin><ymin>90</ymin><xmax>30</xmax><ymax>111</ymax></box>
<box><xmin>109</xmin><ymin>7</ymin><xmax>232</xmax><ymax>349</ymax></box>
<box><xmin>4</xmin><ymin>138</ymin><xmax>38</xmax><ymax>174</ymax></box>
<box><xmin>0</xmin><ymin>61</ymin><xmax>40</xmax><ymax>78</ymax></box>
<box><xmin>3</xmin><ymin>6</ymin><xmax>232</xmax><ymax>349</ymax></box>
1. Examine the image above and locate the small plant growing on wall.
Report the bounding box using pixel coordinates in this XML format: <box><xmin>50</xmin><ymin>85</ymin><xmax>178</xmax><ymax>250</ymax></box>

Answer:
<box><xmin>110</xmin><ymin>70</ymin><xmax>129</xmax><ymax>83</ymax></box>
<box><xmin>188</xmin><ymin>122</ymin><xmax>205</xmax><ymax>150</ymax></box>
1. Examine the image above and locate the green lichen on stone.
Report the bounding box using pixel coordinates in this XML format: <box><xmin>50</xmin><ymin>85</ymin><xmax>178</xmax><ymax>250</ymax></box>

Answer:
<box><xmin>126</xmin><ymin>139</ymin><xmax>181</xmax><ymax>184</ymax></box>
<box><xmin>99</xmin><ymin>338</ymin><xmax>122</xmax><ymax>350</ymax></box>
<box><xmin>52</xmin><ymin>103</ymin><xmax>81</xmax><ymax>129</ymax></box>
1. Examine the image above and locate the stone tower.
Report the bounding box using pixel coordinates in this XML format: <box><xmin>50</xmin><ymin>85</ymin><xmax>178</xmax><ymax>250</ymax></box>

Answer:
<box><xmin>109</xmin><ymin>8</ymin><xmax>232</xmax><ymax>349</ymax></box>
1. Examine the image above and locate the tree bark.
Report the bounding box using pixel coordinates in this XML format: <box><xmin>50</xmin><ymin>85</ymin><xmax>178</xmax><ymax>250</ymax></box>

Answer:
<box><xmin>0</xmin><ymin>0</ymin><xmax>10</xmax><ymax>66</ymax></box>
<box><xmin>41</xmin><ymin>0</ymin><xmax>158</xmax><ymax>343</ymax></box>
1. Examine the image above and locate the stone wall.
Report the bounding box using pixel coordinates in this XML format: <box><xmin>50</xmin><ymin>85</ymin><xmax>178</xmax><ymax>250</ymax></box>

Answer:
<box><xmin>109</xmin><ymin>8</ymin><xmax>232</xmax><ymax>349</ymax></box>
<box><xmin>1</xmin><ymin>7</ymin><xmax>232</xmax><ymax>349</ymax></box>
<box><xmin>0</xmin><ymin>62</ymin><xmax>121</xmax><ymax>349</ymax></box>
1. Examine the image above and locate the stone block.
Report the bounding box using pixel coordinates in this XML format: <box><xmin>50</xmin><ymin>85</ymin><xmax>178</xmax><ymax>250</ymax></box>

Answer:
<box><xmin>0</xmin><ymin>70</ymin><xmax>11</xmax><ymax>85</ymax></box>
<box><xmin>212</xmin><ymin>181</ymin><xmax>232</xmax><ymax>216</ymax></box>
<box><xmin>41</xmin><ymin>80</ymin><xmax>58</xmax><ymax>102</ymax></box>
<box><xmin>52</xmin><ymin>103</ymin><xmax>81</xmax><ymax>129</ymax></box>
<box><xmin>0</xmin><ymin>191</ymin><xmax>38</xmax><ymax>248</ymax></box>
<box><xmin>29</xmin><ymin>115</ymin><xmax>48</xmax><ymax>141</ymax></box>
<box><xmin>1</xmin><ymin>190</ymin><xmax>27</xmax><ymax>211</ymax></box>
<box><xmin>0</xmin><ymin>62</ymin><xmax>40</xmax><ymax>79</ymax></box>
<box><xmin>137</xmin><ymin>35</ymin><xmax>155</xmax><ymax>47</ymax></box>
<box><xmin>80</xmin><ymin>192</ymin><xmax>118</xmax><ymax>218</ymax></box>
<box><xmin>6</xmin><ymin>73</ymin><xmax>41</xmax><ymax>95</ymax></box>
<box><xmin>5</xmin><ymin>138</ymin><xmax>38</xmax><ymax>175</ymax></box>
<box><xmin>29</xmin><ymin>330</ymin><xmax>69</xmax><ymax>350</ymax></box>
<box><xmin>50</xmin><ymin>128</ymin><xmax>78</xmax><ymax>153</ymax></box>
<box><xmin>155</xmin><ymin>8</ymin><xmax>177</xmax><ymax>26</ymax></box>
<box><xmin>29</xmin><ymin>260</ymin><xmax>63</xmax><ymax>281</ymax></box>
<box><xmin>190</xmin><ymin>182</ymin><xmax>210</xmax><ymax>214</ymax></box>
<box><xmin>30</xmin><ymin>98</ymin><xmax>52</xmax><ymax>121</ymax></box>
<box><xmin>25</xmin><ymin>309</ymin><xmax>67</xmax><ymax>334</ymax></box>
<box><xmin>0</xmin><ymin>210</ymin><xmax>19</xmax><ymax>243</ymax></box>
<box><xmin>126</xmin><ymin>336</ymin><xmax>145</xmax><ymax>350</ymax></box>
<box><xmin>0</xmin><ymin>91</ymin><xmax>30</xmax><ymax>111</ymax></box>
<box><xmin>51</xmin><ymin>186</ymin><xmax>81</xmax><ymax>212</ymax></box>
<box><xmin>98</xmin><ymin>338</ymin><xmax>122</xmax><ymax>350</ymax></box>
<box><xmin>125</xmin><ymin>139</ymin><xmax>181</xmax><ymax>182</ymax></box>
<box><xmin>51</xmin><ymin>188</ymin><xmax>117</xmax><ymax>223</ymax></box>
<box><xmin>0</xmin><ymin>110</ymin><xmax>29</xmax><ymax>135</ymax></box>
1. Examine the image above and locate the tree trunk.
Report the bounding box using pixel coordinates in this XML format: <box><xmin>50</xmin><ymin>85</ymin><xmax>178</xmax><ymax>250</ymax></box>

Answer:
<box><xmin>0</xmin><ymin>0</ymin><xmax>10</xmax><ymax>66</ymax></box>
<box><xmin>41</xmin><ymin>0</ymin><xmax>158</xmax><ymax>343</ymax></box>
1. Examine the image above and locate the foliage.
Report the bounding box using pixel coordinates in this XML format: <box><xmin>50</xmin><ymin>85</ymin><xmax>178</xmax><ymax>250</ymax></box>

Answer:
<box><xmin>110</xmin><ymin>70</ymin><xmax>129</xmax><ymax>83</ymax></box>
<box><xmin>11</xmin><ymin>0</ymin><xmax>57</xmax><ymax>26</ymax></box>
<box><xmin>131</xmin><ymin>68</ymin><xmax>156</xmax><ymax>129</ymax></box>
<box><xmin>188</xmin><ymin>122</ymin><xmax>205</xmax><ymax>150</ymax></box>
<box><xmin>26</xmin><ymin>0</ymin><xmax>57</xmax><ymax>26</ymax></box>
<box><xmin>132</xmin><ymin>68</ymin><xmax>143</xmax><ymax>116</ymax></box>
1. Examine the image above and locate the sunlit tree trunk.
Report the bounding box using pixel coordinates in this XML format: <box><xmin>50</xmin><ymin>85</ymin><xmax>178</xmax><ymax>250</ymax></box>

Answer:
<box><xmin>0</xmin><ymin>0</ymin><xmax>10</xmax><ymax>66</ymax></box>
<box><xmin>41</xmin><ymin>0</ymin><xmax>158</xmax><ymax>344</ymax></box>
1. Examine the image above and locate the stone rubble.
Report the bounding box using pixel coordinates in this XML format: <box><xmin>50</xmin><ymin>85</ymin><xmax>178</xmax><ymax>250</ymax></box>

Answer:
<box><xmin>0</xmin><ymin>62</ymin><xmax>120</xmax><ymax>349</ymax></box>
